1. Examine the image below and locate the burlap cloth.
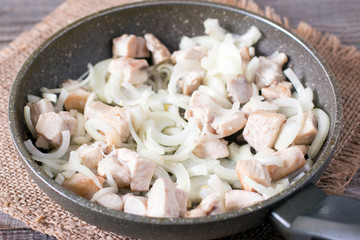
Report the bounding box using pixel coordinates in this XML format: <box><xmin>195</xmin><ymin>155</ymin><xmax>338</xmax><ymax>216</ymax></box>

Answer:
<box><xmin>1</xmin><ymin>0</ymin><xmax>360</xmax><ymax>239</ymax></box>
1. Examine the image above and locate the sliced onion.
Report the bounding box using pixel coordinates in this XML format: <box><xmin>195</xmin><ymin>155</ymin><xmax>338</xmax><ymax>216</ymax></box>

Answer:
<box><xmin>90</xmin><ymin>187</ymin><xmax>117</xmax><ymax>202</ymax></box>
<box><xmin>212</xmin><ymin>165</ymin><xmax>238</xmax><ymax>180</ymax></box>
<box><xmin>60</xmin><ymin>162</ymin><xmax>102</xmax><ymax>188</ymax></box>
<box><xmin>204</xmin><ymin>18</ymin><xmax>226</xmax><ymax>40</ymax></box>
<box><xmin>27</xmin><ymin>95</ymin><xmax>42</xmax><ymax>103</ymax></box>
<box><xmin>55</xmin><ymin>173</ymin><xmax>65</xmax><ymax>185</ymax></box>
<box><xmin>168</xmin><ymin>60</ymin><xmax>199</xmax><ymax>109</ymax></box>
<box><xmin>208</xmin><ymin>174</ymin><xmax>231</xmax><ymax>198</ymax></box>
<box><xmin>24</xmin><ymin>130</ymin><xmax>70</xmax><ymax>159</ymax></box>
<box><xmin>54</xmin><ymin>89</ymin><xmax>69</xmax><ymax>112</ymax></box>
<box><xmin>246</xmin><ymin>57</ymin><xmax>260</xmax><ymax>82</ymax></box>
<box><xmin>241</xmin><ymin>176</ymin><xmax>278</xmax><ymax>199</ymax></box>
<box><xmin>234</xmin><ymin>26</ymin><xmax>262</xmax><ymax>47</ymax></box>
<box><xmin>24</xmin><ymin>105</ymin><xmax>37</xmax><ymax>137</ymax></box>
<box><xmin>228</xmin><ymin>143</ymin><xmax>253</xmax><ymax>162</ymax></box>
<box><xmin>308</xmin><ymin>108</ymin><xmax>330</xmax><ymax>159</ymax></box>
<box><xmin>273</xmin><ymin>97</ymin><xmax>304</xmax><ymax>150</ymax></box>
<box><xmin>162</xmin><ymin>162</ymin><xmax>191</xmax><ymax>193</ymax></box>
<box><xmin>153</xmin><ymin>165</ymin><xmax>172</xmax><ymax>181</ymax></box>
<box><xmin>284</xmin><ymin>68</ymin><xmax>304</xmax><ymax>93</ymax></box>
<box><xmin>42</xmin><ymin>93</ymin><xmax>57</xmax><ymax>103</ymax></box>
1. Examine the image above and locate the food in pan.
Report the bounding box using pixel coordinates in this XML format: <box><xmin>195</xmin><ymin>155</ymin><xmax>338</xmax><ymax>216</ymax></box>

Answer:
<box><xmin>23</xmin><ymin>18</ymin><xmax>329</xmax><ymax>218</ymax></box>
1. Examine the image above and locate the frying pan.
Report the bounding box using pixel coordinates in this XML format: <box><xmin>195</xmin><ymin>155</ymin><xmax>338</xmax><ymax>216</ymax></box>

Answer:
<box><xmin>8</xmin><ymin>1</ymin><xmax>360</xmax><ymax>239</ymax></box>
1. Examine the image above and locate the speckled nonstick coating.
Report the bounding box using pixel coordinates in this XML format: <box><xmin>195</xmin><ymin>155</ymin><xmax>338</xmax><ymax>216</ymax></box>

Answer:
<box><xmin>8</xmin><ymin>1</ymin><xmax>341</xmax><ymax>239</ymax></box>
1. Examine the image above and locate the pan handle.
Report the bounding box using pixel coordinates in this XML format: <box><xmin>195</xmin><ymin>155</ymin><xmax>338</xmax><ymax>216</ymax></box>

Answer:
<box><xmin>268</xmin><ymin>183</ymin><xmax>360</xmax><ymax>240</ymax></box>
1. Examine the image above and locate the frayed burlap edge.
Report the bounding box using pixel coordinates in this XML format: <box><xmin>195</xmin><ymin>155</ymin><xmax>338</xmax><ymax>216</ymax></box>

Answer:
<box><xmin>1</xmin><ymin>0</ymin><xmax>360</xmax><ymax>239</ymax></box>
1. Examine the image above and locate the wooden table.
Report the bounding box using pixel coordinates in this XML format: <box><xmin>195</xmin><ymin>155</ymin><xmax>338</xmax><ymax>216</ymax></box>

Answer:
<box><xmin>1</xmin><ymin>0</ymin><xmax>360</xmax><ymax>239</ymax></box>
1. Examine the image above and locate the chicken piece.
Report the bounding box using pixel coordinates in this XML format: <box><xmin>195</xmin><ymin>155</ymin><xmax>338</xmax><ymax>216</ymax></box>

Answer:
<box><xmin>112</xmin><ymin>34</ymin><xmax>150</xmax><ymax>58</ymax></box>
<box><xmin>193</xmin><ymin>134</ymin><xmax>229</xmax><ymax>159</ymax></box>
<box><xmin>85</xmin><ymin>101</ymin><xmax>113</xmax><ymax>119</ymax></box>
<box><xmin>124</xmin><ymin>196</ymin><xmax>148</xmax><ymax>216</ymax></box>
<box><xmin>227</xmin><ymin>76</ymin><xmax>252</xmax><ymax>104</ymax></box>
<box><xmin>35</xmin><ymin>135</ymin><xmax>51</xmax><ymax>150</ymax></box>
<box><xmin>147</xmin><ymin>178</ymin><xmax>189</xmax><ymax>218</ymax></box>
<box><xmin>108</xmin><ymin>57</ymin><xmax>149</xmax><ymax>85</ymax></box>
<box><xmin>292</xmin><ymin>111</ymin><xmax>318</xmax><ymax>145</ymax></box>
<box><xmin>184</xmin><ymin>208</ymin><xmax>206</xmax><ymax>218</ymax></box>
<box><xmin>185</xmin><ymin>91</ymin><xmax>216</xmax><ymax>133</ymax></box>
<box><xmin>261</xmin><ymin>81</ymin><xmax>292</xmax><ymax>101</ymax></box>
<box><xmin>185</xmin><ymin>91</ymin><xmax>246</xmax><ymax>136</ymax></box>
<box><xmin>35</xmin><ymin>111</ymin><xmax>77</xmax><ymax>147</ymax></box>
<box><xmin>86</xmin><ymin>101</ymin><xmax>130</xmax><ymax>143</ymax></box>
<box><xmin>255</xmin><ymin>53</ymin><xmax>288</xmax><ymax>89</ymax></box>
<box><xmin>238</xmin><ymin>46</ymin><xmax>251</xmax><ymax>63</ymax></box>
<box><xmin>78</xmin><ymin>142</ymin><xmax>104</xmax><ymax>170</ymax></box>
<box><xmin>243</xmin><ymin>110</ymin><xmax>286</xmax><ymax>151</ymax></box>
<box><xmin>30</xmin><ymin>99</ymin><xmax>54</xmax><ymax>126</ymax></box>
<box><xmin>64</xmin><ymin>88</ymin><xmax>90</xmax><ymax>112</ymax></box>
<box><xmin>236</xmin><ymin>158</ymin><xmax>271</xmax><ymax>191</ymax></box>
<box><xmin>115</xmin><ymin>148</ymin><xmax>155</xmax><ymax>191</ymax></box>
<box><xmin>197</xmin><ymin>192</ymin><xmax>224</xmax><ymax>215</ymax></box>
<box><xmin>62</xmin><ymin>173</ymin><xmax>104</xmax><ymax>200</ymax></box>
<box><xmin>178</xmin><ymin>71</ymin><xmax>203</xmax><ymax>96</ymax></box>
<box><xmin>171</xmin><ymin>46</ymin><xmax>208</xmax><ymax>64</ymax></box>
<box><xmin>185</xmin><ymin>192</ymin><xmax>224</xmax><ymax>218</ymax></box>
<box><xmin>211</xmin><ymin>111</ymin><xmax>247</xmax><ymax>137</ymax></box>
<box><xmin>224</xmin><ymin>190</ymin><xmax>264</xmax><ymax>211</ymax></box>
<box><xmin>266</xmin><ymin>145</ymin><xmax>307</xmax><ymax>181</ymax></box>
<box><xmin>103</xmin><ymin>106</ymin><xmax>130</xmax><ymax>143</ymax></box>
<box><xmin>97</xmin><ymin>154</ymin><xmax>131</xmax><ymax>188</ymax></box>
<box><xmin>95</xmin><ymin>192</ymin><xmax>124</xmax><ymax>211</ymax></box>
<box><xmin>176</xmin><ymin>187</ymin><xmax>189</xmax><ymax>217</ymax></box>
<box><xmin>144</xmin><ymin>33</ymin><xmax>171</xmax><ymax>65</ymax></box>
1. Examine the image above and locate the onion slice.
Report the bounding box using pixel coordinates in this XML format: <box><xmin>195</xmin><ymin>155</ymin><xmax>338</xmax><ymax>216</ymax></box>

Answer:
<box><xmin>24</xmin><ymin>130</ymin><xmax>70</xmax><ymax>159</ymax></box>
<box><xmin>308</xmin><ymin>108</ymin><xmax>330</xmax><ymax>158</ymax></box>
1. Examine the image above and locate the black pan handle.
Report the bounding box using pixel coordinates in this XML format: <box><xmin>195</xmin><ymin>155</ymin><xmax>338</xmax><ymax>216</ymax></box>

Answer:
<box><xmin>268</xmin><ymin>183</ymin><xmax>360</xmax><ymax>240</ymax></box>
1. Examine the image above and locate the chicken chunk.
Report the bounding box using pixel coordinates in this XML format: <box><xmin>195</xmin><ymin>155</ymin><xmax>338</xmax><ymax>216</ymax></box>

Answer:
<box><xmin>261</xmin><ymin>81</ymin><xmax>292</xmax><ymax>101</ymax></box>
<box><xmin>108</xmin><ymin>57</ymin><xmax>149</xmax><ymax>85</ymax></box>
<box><xmin>236</xmin><ymin>158</ymin><xmax>271</xmax><ymax>191</ymax></box>
<box><xmin>266</xmin><ymin>145</ymin><xmax>307</xmax><ymax>181</ymax></box>
<box><xmin>292</xmin><ymin>111</ymin><xmax>318</xmax><ymax>145</ymax></box>
<box><xmin>64</xmin><ymin>88</ymin><xmax>90</xmax><ymax>112</ymax></box>
<box><xmin>147</xmin><ymin>178</ymin><xmax>188</xmax><ymax>218</ymax></box>
<box><xmin>112</xmin><ymin>34</ymin><xmax>150</xmax><ymax>58</ymax></box>
<box><xmin>124</xmin><ymin>196</ymin><xmax>148</xmax><ymax>216</ymax></box>
<box><xmin>227</xmin><ymin>76</ymin><xmax>252</xmax><ymax>104</ymax></box>
<box><xmin>192</xmin><ymin>134</ymin><xmax>229</xmax><ymax>159</ymax></box>
<box><xmin>35</xmin><ymin>135</ymin><xmax>51</xmax><ymax>150</ymax></box>
<box><xmin>95</xmin><ymin>192</ymin><xmax>124</xmax><ymax>211</ymax></box>
<box><xmin>127</xmin><ymin>157</ymin><xmax>156</xmax><ymax>192</ymax></box>
<box><xmin>243</xmin><ymin>110</ymin><xmax>286</xmax><ymax>151</ymax></box>
<box><xmin>255</xmin><ymin>53</ymin><xmax>288</xmax><ymax>89</ymax></box>
<box><xmin>35</xmin><ymin>111</ymin><xmax>77</xmax><ymax>147</ymax></box>
<box><xmin>144</xmin><ymin>33</ymin><xmax>171</xmax><ymax>65</ymax></box>
<box><xmin>178</xmin><ymin>71</ymin><xmax>203</xmax><ymax>96</ymax></box>
<box><xmin>225</xmin><ymin>190</ymin><xmax>264</xmax><ymax>211</ymax></box>
<box><xmin>62</xmin><ymin>173</ymin><xmax>104</xmax><ymax>200</ymax></box>
<box><xmin>171</xmin><ymin>46</ymin><xmax>208</xmax><ymax>64</ymax></box>
<box><xmin>211</xmin><ymin>111</ymin><xmax>247</xmax><ymax>137</ymax></box>
<box><xmin>86</xmin><ymin>101</ymin><xmax>130</xmax><ymax>143</ymax></box>
<box><xmin>30</xmin><ymin>99</ymin><xmax>54</xmax><ymax>126</ymax></box>
<box><xmin>116</xmin><ymin>148</ymin><xmax>155</xmax><ymax>191</ymax></box>
<box><xmin>185</xmin><ymin>192</ymin><xmax>224</xmax><ymax>218</ymax></box>
<box><xmin>78</xmin><ymin>142</ymin><xmax>104</xmax><ymax>170</ymax></box>
<box><xmin>238</xmin><ymin>46</ymin><xmax>252</xmax><ymax>63</ymax></box>
<box><xmin>185</xmin><ymin>91</ymin><xmax>216</xmax><ymax>133</ymax></box>
<box><xmin>185</xmin><ymin>91</ymin><xmax>247</xmax><ymax>136</ymax></box>
<box><xmin>97</xmin><ymin>154</ymin><xmax>131</xmax><ymax>188</ymax></box>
